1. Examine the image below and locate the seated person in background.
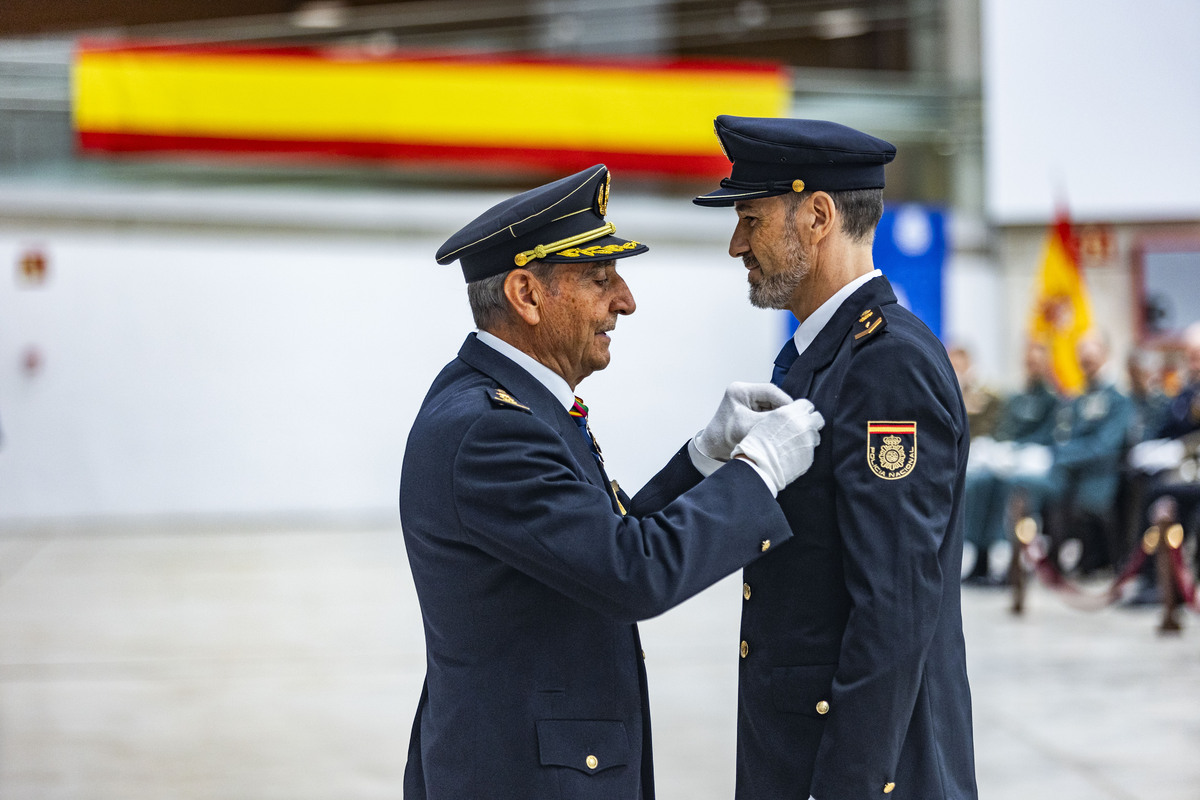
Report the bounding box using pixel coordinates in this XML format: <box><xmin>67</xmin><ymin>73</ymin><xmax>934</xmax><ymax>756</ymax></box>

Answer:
<box><xmin>1159</xmin><ymin>322</ymin><xmax>1200</xmax><ymax>440</ymax></box>
<box><xmin>1129</xmin><ymin>322</ymin><xmax>1200</xmax><ymax>586</ymax></box>
<box><xmin>1039</xmin><ymin>332</ymin><xmax>1135</xmax><ymax>573</ymax></box>
<box><xmin>950</xmin><ymin>344</ymin><xmax>1004</xmax><ymax>440</ymax></box>
<box><xmin>968</xmin><ymin>332</ymin><xmax>1133</xmax><ymax>579</ymax></box>
<box><xmin>1116</xmin><ymin>348</ymin><xmax>1171</xmax><ymax>573</ymax></box>
<box><xmin>1126</xmin><ymin>348</ymin><xmax>1170</xmax><ymax>445</ymax></box>
<box><xmin>962</xmin><ymin>340</ymin><xmax>1060</xmax><ymax>583</ymax></box>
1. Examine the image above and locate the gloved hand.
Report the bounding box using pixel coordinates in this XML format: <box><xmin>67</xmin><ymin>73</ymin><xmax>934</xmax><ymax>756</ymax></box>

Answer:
<box><xmin>1128</xmin><ymin>438</ymin><xmax>1185</xmax><ymax>474</ymax></box>
<box><xmin>1011</xmin><ymin>443</ymin><xmax>1053</xmax><ymax>478</ymax></box>
<box><xmin>731</xmin><ymin>398</ymin><xmax>824</xmax><ymax>494</ymax></box>
<box><xmin>694</xmin><ymin>381</ymin><xmax>795</xmax><ymax>461</ymax></box>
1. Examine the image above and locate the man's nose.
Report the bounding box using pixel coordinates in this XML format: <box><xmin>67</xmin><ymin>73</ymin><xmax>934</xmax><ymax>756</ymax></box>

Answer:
<box><xmin>729</xmin><ymin>223</ymin><xmax>750</xmax><ymax>259</ymax></box>
<box><xmin>611</xmin><ymin>272</ymin><xmax>636</xmax><ymax>315</ymax></box>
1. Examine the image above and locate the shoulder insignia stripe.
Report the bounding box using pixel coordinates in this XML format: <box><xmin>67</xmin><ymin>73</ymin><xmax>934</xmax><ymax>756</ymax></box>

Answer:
<box><xmin>854</xmin><ymin>317</ymin><xmax>882</xmax><ymax>339</ymax></box>
<box><xmin>486</xmin><ymin>387</ymin><xmax>532</xmax><ymax>413</ymax></box>
<box><xmin>852</xmin><ymin>305</ymin><xmax>886</xmax><ymax>346</ymax></box>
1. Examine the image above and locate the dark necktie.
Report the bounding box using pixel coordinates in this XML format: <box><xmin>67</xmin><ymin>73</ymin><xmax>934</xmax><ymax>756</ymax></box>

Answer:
<box><xmin>771</xmin><ymin>337</ymin><xmax>799</xmax><ymax>387</ymax></box>
<box><xmin>570</xmin><ymin>396</ymin><xmax>626</xmax><ymax>514</ymax></box>
<box><xmin>569</xmin><ymin>396</ymin><xmax>604</xmax><ymax>463</ymax></box>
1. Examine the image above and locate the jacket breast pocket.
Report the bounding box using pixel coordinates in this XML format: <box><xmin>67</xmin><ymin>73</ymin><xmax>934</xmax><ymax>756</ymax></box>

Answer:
<box><xmin>536</xmin><ymin>719</ymin><xmax>630</xmax><ymax>775</ymax></box>
<box><xmin>771</xmin><ymin>663</ymin><xmax>838</xmax><ymax>717</ymax></box>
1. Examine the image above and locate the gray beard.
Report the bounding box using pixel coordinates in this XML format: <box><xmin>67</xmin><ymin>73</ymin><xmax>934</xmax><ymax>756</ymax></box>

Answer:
<box><xmin>746</xmin><ymin>237</ymin><xmax>810</xmax><ymax>310</ymax></box>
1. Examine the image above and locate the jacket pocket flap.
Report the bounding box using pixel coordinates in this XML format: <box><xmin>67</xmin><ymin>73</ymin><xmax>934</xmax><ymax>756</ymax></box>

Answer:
<box><xmin>771</xmin><ymin>663</ymin><xmax>838</xmax><ymax>717</ymax></box>
<box><xmin>536</xmin><ymin>719</ymin><xmax>630</xmax><ymax>774</ymax></box>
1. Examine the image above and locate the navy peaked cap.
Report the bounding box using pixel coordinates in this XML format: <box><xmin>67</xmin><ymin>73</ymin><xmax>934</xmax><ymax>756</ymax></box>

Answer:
<box><xmin>694</xmin><ymin>116</ymin><xmax>896</xmax><ymax>207</ymax></box>
<box><xmin>436</xmin><ymin>164</ymin><xmax>648</xmax><ymax>282</ymax></box>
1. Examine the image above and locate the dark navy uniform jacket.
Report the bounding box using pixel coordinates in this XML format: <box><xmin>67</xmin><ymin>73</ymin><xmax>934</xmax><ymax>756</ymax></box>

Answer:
<box><xmin>638</xmin><ymin>276</ymin><xmax>977</xmax><ymax>800</ymax></box>
<box><xmin>1159</xmin><ymin>380</ymin><xmax>1200</xmax><ymax>440</ymax></box>
<box><xmin>399</xmin><ymin>333</ymin><xmax>793</xmax><ymax>800</ymax></box>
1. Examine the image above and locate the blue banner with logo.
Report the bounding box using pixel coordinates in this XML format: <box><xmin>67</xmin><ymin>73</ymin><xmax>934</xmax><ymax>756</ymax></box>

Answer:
<box><xmin>873</xmin><ymin>204</ymin><xmax>947</xmax><ymax>340</ymax></box>
<box><xmin>781</xmin><ymin>203</ymin><xmax>946</xmax><ymax>341</ymax></box>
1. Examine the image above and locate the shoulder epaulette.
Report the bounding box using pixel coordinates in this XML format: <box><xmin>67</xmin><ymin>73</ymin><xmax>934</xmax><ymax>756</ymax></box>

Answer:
<box><xmin>852</xmin><ymin>305</ymin><xmax>887</xmax><ymax>347</ymax></box>
<box><xmin>486</xmin><ymin>387</ymin><xmax>532</xmax><ymax>413</ymax></box>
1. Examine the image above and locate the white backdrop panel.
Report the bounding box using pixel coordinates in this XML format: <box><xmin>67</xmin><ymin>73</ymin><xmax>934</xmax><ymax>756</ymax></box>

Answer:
<box><xmin>982</xmin><ymin>0</ymin><xmax>1200</xmax><ymax>223</ymax></box>
<box><xmin>0</xmin><ymin>226</ymin><xmax>783</xmax><ymax>521</ymax></box>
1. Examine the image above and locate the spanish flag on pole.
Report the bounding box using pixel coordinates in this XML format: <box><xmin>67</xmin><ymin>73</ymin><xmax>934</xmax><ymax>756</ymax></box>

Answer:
<box><xmin>1028</xmin><ymin>210</ymin><xmax>1092</xmax><ymax>395</ymax></box>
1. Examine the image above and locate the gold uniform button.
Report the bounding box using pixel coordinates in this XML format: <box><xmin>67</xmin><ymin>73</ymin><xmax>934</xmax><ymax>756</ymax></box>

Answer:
<box><xmin>761</xmin><ymin>539</ymin><xmax>771</xmax><ymax>552</ymax></box>
<box><xmin>883</xmin><ymin>782</ymin><xmax>895</xmax><ymax>794</ymax></box>
<box><xmin>586</xmin><ymin>755</ymin><xmax>598</xmax><ymax>770</ymax></box>
<box><xmin>740</xmin><ymin>640</ymin><xmax>749</xmax><ymax>658</ymax></box>
<box><xmin>815</xmin><ymin>700</ymin><xmax>830</xmax><ymax>715</ymax></box>
<box><xmin>743</xmin><ymin>582</ymin><xmax>752</xmax><ymax>600</ymax></box>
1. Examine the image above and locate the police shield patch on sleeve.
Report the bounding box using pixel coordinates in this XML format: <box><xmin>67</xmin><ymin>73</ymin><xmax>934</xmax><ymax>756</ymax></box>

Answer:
<box><xmin>867</xmin><ymin>421</ymin><xmax>917</xmax><ymax>479</ymax></box>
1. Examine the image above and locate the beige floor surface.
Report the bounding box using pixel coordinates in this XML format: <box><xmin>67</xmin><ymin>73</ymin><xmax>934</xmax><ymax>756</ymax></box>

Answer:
<box><xmin>1</xmin><ymin>521</ymin><xmax>1197</xmax><ymax>799</ymax></box>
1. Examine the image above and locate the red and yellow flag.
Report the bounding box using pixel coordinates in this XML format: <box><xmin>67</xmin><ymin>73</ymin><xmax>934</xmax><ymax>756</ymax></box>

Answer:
<box><xmin>1028</xmin><ymin>211</ymin><xmax>1092</xmax><ymax>395</ymax></box>
<box><xmin>72</xmin><ymin>42</ymin><xmax>790</xmax><ymax>178</ymax></box>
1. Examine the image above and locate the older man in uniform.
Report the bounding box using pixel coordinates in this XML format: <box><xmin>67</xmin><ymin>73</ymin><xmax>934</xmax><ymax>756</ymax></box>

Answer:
<box><xmin>689</xmin><ymin>117</ymin><xmax>978</xmax><ymax>800</ymax></box>
<box><xmin>399</xmin><ymin>164</ymin><xmax>825</xmax><ymax>800</ymax></box>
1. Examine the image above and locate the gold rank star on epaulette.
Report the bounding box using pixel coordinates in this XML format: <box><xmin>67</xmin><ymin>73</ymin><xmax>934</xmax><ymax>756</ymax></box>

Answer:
<box><xmin>852</xmin><ymin>305</ymin><xmax>887</xmax><ymax>347</ymax></box>
<box><xmin>486</xmin><ymin>387</ymin><xmax>532</xmax><ymax>413</ymax></box>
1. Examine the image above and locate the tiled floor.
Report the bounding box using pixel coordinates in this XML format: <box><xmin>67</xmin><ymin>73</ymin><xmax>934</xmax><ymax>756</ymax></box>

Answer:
<box><xmin>1</xmin><ymin>521</ymin><xmax>1197</xmax><ymax>799</ymax></box>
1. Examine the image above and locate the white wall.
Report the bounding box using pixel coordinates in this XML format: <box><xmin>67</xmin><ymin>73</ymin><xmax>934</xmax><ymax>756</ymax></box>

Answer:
<box><xmin>982</xmin><ymin>0</ymin><xmax>1200</xmax><ymax>224</ymax></box>
<box><xmin>0</xmin><ymin>189</ymin><xmax>785</xmax><ymax>522</ymax></box>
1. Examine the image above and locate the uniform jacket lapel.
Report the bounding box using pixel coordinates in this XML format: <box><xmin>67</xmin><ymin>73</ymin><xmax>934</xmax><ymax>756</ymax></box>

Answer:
<box><xmin>456</xmin><ymin>333</ymin><xmax>609</xmax><ymax>489</ymax></box>
<box><xmin>778</xmin><ymin>276</ymin><xmax>898</xmax><ymax>397</ymax></box>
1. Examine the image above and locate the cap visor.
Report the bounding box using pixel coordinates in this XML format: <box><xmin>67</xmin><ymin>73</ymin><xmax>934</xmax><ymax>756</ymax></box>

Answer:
<box><xmin>692</xmin><ymin>185</ymin><xmax>789</xmax><ymax>207</ymax></box>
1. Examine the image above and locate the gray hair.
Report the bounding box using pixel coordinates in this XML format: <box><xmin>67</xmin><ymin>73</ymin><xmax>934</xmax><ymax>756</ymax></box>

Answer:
<box><xmin>785</xmin><ymin>187</ymin><xmax>883</xmax><ymax>244</ymax></box>
<box><xmin>467</xmin><ymin>260</ymin><xmax>559</xmax><ymax>330</ymax></box>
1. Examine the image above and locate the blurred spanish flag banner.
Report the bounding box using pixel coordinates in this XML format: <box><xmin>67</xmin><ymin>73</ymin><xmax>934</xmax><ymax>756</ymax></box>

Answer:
<box><xmin>1028</xmin><ymin>210</ymin><xmax>1092</xmax><ymax>395</ymax></box>
<box><xmin>72</xmin><ymin>42</ymin><xmax>790</xmax><ymax>178</ymax></box>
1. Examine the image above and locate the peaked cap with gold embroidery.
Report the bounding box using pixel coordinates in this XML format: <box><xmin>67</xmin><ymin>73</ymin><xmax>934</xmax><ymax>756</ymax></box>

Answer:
<box><xmin>436</xmin><ymin>164</ymin><xmax>649</xmax><ymax>282</ymax></box>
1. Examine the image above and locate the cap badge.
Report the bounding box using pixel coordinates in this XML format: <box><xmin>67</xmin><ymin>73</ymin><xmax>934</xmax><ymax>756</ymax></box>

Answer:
<box><xmin>714</xmin><ymin>121</ymin><xmax>729</xmax><ymax>159</ymax></box>
<box><xmin>597</xmin><ymin>171</ymin><xmax>610</xmax><ymax>216</ymax></box>
<box><xmin>867</xmin><ymin>421</ymin><xmax>917</xmax><ymax>480</ymax></box>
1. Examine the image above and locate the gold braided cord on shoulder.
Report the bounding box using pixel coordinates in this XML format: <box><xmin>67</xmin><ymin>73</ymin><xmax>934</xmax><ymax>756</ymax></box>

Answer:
<box><xmin>513</xmin><ymin>222</ymin><xmax>616</xmax><ymax>266</ymax></box>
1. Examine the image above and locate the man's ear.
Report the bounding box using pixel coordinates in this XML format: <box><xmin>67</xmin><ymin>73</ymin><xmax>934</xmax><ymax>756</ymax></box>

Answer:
<box><xmin>806</xmin><ymin>191</ymin><xmax>837</xmax><ymax>245</ymax></box>
<box><xmin>503</xmin><ymin>269</ymin><xmax>542</xmax><ymax>326</ymax></box>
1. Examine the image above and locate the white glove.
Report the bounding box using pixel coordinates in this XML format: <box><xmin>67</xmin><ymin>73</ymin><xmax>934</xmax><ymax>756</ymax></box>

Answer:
<box><xmin>986</xmin><ymin>439</ymin><xmax>1019</xmax><ymax>476</ymax></box>
<box><xmin>1128</xmin><ymin>438</ymin><xmax>1185</xmax><ymax>474</ymax></box>
<box><xmin>1011</xmin><ymin>443</ymin><xmax>1053</xmax><ymax>478</ymax></box>
<box><xmin>731</xmin><ymin>398</ymin><xmax>825</xmax><ymax>495</ymax></box>
<box><xmin>966</xmin><ymin>436</ymin><xmax>997</xmax><ymax>474</ymax></box>
<box><xmin>694</xmin><ymin>381</ymin><xmax>794</xmax><ymax>461</ymax></box>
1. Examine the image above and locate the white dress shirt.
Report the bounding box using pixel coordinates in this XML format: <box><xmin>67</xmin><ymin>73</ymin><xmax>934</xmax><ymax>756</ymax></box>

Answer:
<box><xmin>476</xmin><ymin>330</ymin><xmax>575</xmax><ymax>412</ymax></box>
